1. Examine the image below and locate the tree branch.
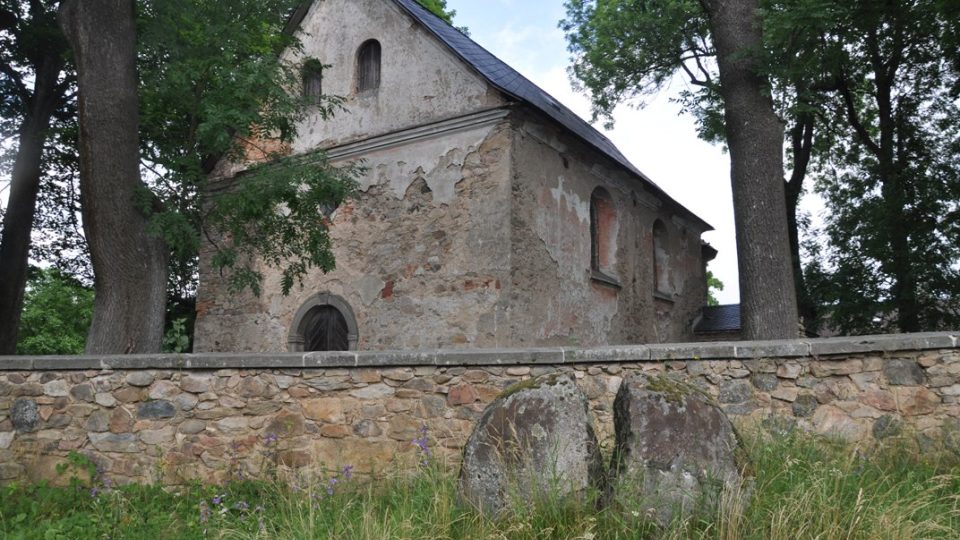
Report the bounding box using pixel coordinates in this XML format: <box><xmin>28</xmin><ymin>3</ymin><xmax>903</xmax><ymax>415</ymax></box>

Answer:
<box><xmin>837</xmin><ymin>73</ymin><xmax>881</xmax><ymax>156</ymax></box>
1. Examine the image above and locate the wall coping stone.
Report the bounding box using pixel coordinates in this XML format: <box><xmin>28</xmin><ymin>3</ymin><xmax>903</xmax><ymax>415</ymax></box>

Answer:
<box><xmin>0</xmin><ymin>332</ymin><xmax>955</xmax><ymax>371</ymax></box>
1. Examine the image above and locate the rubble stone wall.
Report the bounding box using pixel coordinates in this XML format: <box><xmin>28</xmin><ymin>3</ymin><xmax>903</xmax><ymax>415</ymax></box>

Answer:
<box><xmin>0</xmin><ymin>332</ymin><xmax>957</xmax><ymax>485</ymax></box>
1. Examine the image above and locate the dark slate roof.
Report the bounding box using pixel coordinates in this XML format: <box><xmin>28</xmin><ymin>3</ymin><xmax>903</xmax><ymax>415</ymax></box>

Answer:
<box><xmin>695</xmin><ymin>304</ymin><xmax>742</xmax><ymax>334</ymax></box>
<box><xmin>288</xmin><ymin>0</ymin><xmax>711</xmax><ymax>231</ymax></box>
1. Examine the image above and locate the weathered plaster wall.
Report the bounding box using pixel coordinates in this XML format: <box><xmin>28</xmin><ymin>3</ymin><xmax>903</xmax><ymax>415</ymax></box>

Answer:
<box><xmin>0</xmin><ymin>333</ymin><xmax>957</xmax><ymax>485</ymax></box>
<box><xmin>286</xmin><ymin>0</ymin><xmax>504</xmax><ymax>153</ymax></box>
<box><xmin>506</xmin><ymin>109</ymin><xmax>710</xmax><ymax>347</ymax></box>
<box><xmin>195</xmin><ymin>119</ymin><xmax>514</xmax><ymax>352</ymax></box>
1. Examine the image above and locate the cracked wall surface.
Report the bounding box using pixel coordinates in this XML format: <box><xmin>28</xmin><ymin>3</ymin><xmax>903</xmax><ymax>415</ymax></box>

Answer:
<box><xmin>505</xmin><ymin>109</ymin><xmax>710</xmax><ymax>346</ymax></box>
<box><xmin>286</xmin><ymin>0</ymin><xmax>504</xmax><ymax>153</ymax></box>
<box><xmin>196</xmin><ymin>121</ymin><xmax>513</xmax><ymax>352</ymax></box>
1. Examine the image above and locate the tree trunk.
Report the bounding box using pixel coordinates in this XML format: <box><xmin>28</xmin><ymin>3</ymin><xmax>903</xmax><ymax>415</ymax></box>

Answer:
<box><xmin>0</xmin><ymin>54</ymin><xmax>64</xmax><ymax>355</ymax></box>
<box><xmin>786</xmin><ymin>109</ymin><xmax>817</xmax><ymax>333</ymax></box>
<box><xmin>701</xmin><ymin>0</ymin><xmax>800</xmax><ymax>339</ymax></box>
<box><xmin>59</xmin><ymin>0</ymin><xmax>168</xmax><ymax>353</ymax></box>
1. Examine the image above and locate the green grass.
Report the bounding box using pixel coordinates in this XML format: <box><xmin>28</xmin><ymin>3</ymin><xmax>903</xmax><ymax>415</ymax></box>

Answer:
<box><xmin>1</xmin><ymin>430</ymin><xmax>959</xmax><ymax>539</ymax></box>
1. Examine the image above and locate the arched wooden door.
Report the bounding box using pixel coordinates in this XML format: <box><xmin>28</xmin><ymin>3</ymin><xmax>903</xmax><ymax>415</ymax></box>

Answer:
<box><xmin>301</xmin><ymin>305</ymin><xmax>350</xmax><ymax>352</ymax></box>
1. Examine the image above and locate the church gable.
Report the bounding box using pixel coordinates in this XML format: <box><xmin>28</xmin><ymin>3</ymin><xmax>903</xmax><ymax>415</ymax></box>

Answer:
<box><xmin>285</xmin><ymin>0</ymin><xmax>505</xmax><ymax>154</ymax></box>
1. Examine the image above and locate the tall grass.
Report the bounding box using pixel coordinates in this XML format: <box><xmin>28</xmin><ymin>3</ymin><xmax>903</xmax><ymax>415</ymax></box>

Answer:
<box><xmin>2</xmin><ymin>429</ymin><xmax>959</xmax><ymax>539</ymax></box>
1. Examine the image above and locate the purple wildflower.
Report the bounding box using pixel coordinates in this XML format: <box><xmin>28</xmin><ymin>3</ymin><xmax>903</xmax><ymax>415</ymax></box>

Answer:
<box><xmin>264</xmin><ymin>432</ymin><xmax>279</xmax><ymax>446</ymax></box>
<box><xmin>326</xmin><ymin>477</ymin><xmax>338</xmax><ymax>496</ymax></box>
<box><xmin>212</xmin><ymin>494</ymin><xmax>223</xmax><ymax>506</ymax></box>
<box><xmin>90</xmin><ymin>487</ymin><xmax>98</xmax><ymax>498</ymax></box>
<box><xmin>342</xmin><ymin>465</ymin><xmax>354</xmax><ymax>481</ymax></box>
<box><xmin>413</xmin><ymin>425</ymin><xmax>430</xmax><ymax>465</ymax></box>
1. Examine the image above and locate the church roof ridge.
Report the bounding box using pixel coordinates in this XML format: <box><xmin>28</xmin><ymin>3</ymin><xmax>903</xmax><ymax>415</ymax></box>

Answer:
<box><xmin>288</xmin><ymin>0</ymin><xmax>712</xmax><ymax>231</ymax></box>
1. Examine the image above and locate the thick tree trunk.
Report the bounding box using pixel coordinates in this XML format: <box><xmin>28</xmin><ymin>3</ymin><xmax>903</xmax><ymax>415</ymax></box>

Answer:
<box><xmin>701</xmin><ymin>0</ymin><xmax>800</xmax><ymax>339</ymax></box>
<box><xmin>59</xmin><ymin>0</ymin><xmax>168</xmax><ymax>353</ymax></box>
<box><xmin>0</xmin><ymin>55</ymin><xmax>64</xmax><ymax>355</ymax></box>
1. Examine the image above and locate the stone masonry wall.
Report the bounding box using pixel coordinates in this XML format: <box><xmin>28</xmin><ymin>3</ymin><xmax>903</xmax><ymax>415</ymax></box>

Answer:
<box><xmin>0</xmin><ymin>332</ymin><xmax>957</xmax><ymax>486</ymax></box>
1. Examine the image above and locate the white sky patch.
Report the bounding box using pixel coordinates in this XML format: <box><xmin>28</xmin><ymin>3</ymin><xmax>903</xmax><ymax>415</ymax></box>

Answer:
<box><xmin>448</xmin><ymin>0</ymin><xmax>746</xmax><ymax>302</ymax></box>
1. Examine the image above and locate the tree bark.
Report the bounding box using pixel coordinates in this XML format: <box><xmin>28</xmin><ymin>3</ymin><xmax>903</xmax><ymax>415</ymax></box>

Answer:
<box><xmin>701</xmin><ymin>0</ymin><xmax>800</xmax><ymax>339</ymax></box>
<box><xmin>59</xmin><ymin>0</ymin><xmax>168</xmax><ymax>353</ymax></box>
<box><xmin>0</xmin><ymin>53</ymin><xmax>64</xmax><ymax>355</ymax></box>
<box><xmin>786</xmin><ymin>109</ymin><xmax>817</xmax><ymax>332</ymax></box>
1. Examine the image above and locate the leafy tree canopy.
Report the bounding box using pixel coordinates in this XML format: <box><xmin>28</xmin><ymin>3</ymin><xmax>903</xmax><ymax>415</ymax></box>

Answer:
<box><xmin>16</xmin><ymin>266</ymin><xmax>92</xmax><ymax>355</ymax></box>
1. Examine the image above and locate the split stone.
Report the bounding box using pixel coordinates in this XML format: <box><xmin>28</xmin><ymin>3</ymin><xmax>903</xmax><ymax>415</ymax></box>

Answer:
<box><xmin>351</xmin><ymin>384</ymin><xmax>395</xmax><ymax>400</ymax></box>
<box><xmin>0</xmin><ymin>432</ymin><xmax>14</xmax><ymax>449</ymax></box>
<box><xmin>85</xmin><ymin>411</ymin><xmax>111</xmax><ymax>432</ymax></box>
<box><xmin>113</xmin><ymin>387</ymin><xmax>143</xmax><ymax>403</ymax></box>
<box><xmin>148</xmin><ymin>381</ymin><xmax>179</xmax><ymax>400</ymax></box>
<box><xmin>447</xmin><ymin>384</ymin><xmax>478</xmax><ymax>406</ymax></box>
<box><xmin>811</xmin><ymin>359</ymin><xmax>863</xmax><ymax>377</ymax></box>
<box><xmin>458</xmin><ymin>374</ymin><xmax>603</xmax><ymax>516</ymax></box>
<box><xmin>771</xmin><ymin>387</ymin><xmax>799</xmax><ymax>402</ymax></box>
<box><xmin>173</xmin><ymin>393</ymin><xmax>199</xmax><ymax>411</ymax></box>
<box><xmin>719</xmin><ymin>381</ymin><xmax>753</xmax><ymax>404</ymax></box>
<box><xmin>138</xmin><ymin>400</ymin><xmax>176</xmax><ymax>419</ymax></box>
<box><xmin>181</xmin><ymin>375</ymin><xmax>213</xmax><ymax>394</ymax></box>
<box><xmin>11</xmin><ymin>398</ymin><xmax>39</xmax><ymax>432</ymax></box>
<box><xmin>46</xmin><ymin>414</ymin><xmax>70</xmax><ymax>429</ymax></box>
<box><xmin>792</xmin><ymin>394</ymin><xmax>819</xmax><ymax>417</ymax></box>
<box><xmin>264</xmin><ymin>411</ymin><xmax>305</xmax><ymax>437</ymax></box>
<box><xmin>110</xmin><ymin>408</ymin><xmax>135</xmax><ymax>433</ymax></box>
<box><xmin>69</xmin><ymin>384</ymin><xmax>95</xmax><ymax>402</ymax></box>
<box><xmin>95</xmin><ymin>393</ymin><xmax>118</xmax><ymax>407</ymax></box>
<box><xmin>872</xmin><ymin>415</ymin><xmax>902</xmax><ymax>439</ymax></box>
<box><xmin>238</xmin><ymin>377</ymin><xmax>268</xmax><ymax>398</ymax></box>
<box><xmin>883</xmin><ymin>359</ymin><xmax>925</xmax><ymax>386</ymax></box>
<box><xmin>750</xmin><ymin>374</ymin><xmax>779</xmax><ymax>392</ymax></box>
<box><xmin>140</xmin><ymin>426</ymin><xmax>175</xmax><ymax>445</ymax></box>
<box><xmin>506</xmin><ymin>367</ymin><xmax>530</xmax><ymax>376</ymax></box>
<box><xmin>125</xmin><ymin>372</ymin><xmax>155</xmax><ymax>387</ymax></box>
<box><xmin>88</xmin><ymin>433</ymin><xmax>139</xmax><ymax>453</ymax></box>
<box><xmin>353</xmin><ymin>419</ymin><xmax>382</xmax><ymax>438</ymax></box>
<box><xmin>42</xmin><ymin>380</ymin><xmax>69</xmax><ymax>397</ymax></box>
<box><xmin>608</xmin><ymin>375</ymin><xmax>743</xmax><ymax>527</ymax></box>
<box><xmin>302</xmin><ymin>398</ymin><xmax>344</xmax><ymax>423</ymax></box>
<box><xmin>320</xmin><ymin>424</ymin><xmax>351</xmax><ymax>438</ymax></box>
<box><xmin>382</xmin><ymin>369</ymin><xmax>414</xmax><ymax>382</ymax></box>
<box><xmin>776</xmin><ymin>363</ymin><xmax>802</xmax><ymax>379</ymax></box>
<box><xmin>246</xmin><ymin>401</ymin><xmax>283</xmax><ymax>416</ymax></box>
<box><xmin>179</xmin><ymin>420</ymin><xmax>207</xmax><ymax>435</ymax></box>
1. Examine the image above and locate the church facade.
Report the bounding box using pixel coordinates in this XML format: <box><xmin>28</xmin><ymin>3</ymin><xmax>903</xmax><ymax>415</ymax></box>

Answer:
<box><xmin>194</xmin><ymin>0</ymin><xmax>717</xmax><ymax>352</ymax></box>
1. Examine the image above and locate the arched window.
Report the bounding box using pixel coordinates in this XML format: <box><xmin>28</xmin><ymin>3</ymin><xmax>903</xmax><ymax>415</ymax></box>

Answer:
<box><xmin>356</xmin><ymin>39</ymin><xmax>381</xmax><ymax>93</ymax></box>
<box><xmin>590</xmin><ymin>187</ymin><xmax>618</xmax><ymax>282</ymax></box>
<box><xmin>288</xmin><ymin>293</ymin><xmax>358</xmax><ymax>352</ymax></box>
<box><xmin>302</xmin><ymin>58</ymin><xmax>324</xmax><ymax>104</ymax></box>
<box><xmin>652</xmin><ymin>219</ymin><xmax>670</xmax><ymax>295</ymax></box>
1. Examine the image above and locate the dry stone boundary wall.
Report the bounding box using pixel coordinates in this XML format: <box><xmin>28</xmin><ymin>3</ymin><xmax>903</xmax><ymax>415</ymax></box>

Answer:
<box><xmin>0</xmin><ymin>332</ymin><xmax>957</xmax><ymax>485</ymax></box>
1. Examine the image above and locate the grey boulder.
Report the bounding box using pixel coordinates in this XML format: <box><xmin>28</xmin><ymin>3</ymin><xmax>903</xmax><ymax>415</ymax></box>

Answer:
<box><xmin>608</xmin><ymin>375</ymin><xmax>744</xmax><ymax>526</ymax></box>
<box><xmin>458</xmin><ymin>374</ymin><xmax>603</xmax><ymax>515</ymax></box>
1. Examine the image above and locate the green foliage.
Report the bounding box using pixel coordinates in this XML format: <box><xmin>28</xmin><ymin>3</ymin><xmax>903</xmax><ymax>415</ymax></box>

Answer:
<box><xmin>1</xmin><ymin>432</ymin><xmax>958</xmax><ymax>538</ymax></box>
<box><xmin>706</xmin><ymin>270</ymin><xmax>724</xmax><ymax>307</ymax></box>
<box><xmin>162</xmin><ymin>318</ymin><xmax>191</xmax><ymax>353</ymax></box>
<box><xmin>561</xmin><ymin>0</ymin><xmax>719</xmax><ymax>134</ymax></box>
<box><xmin>415</xmin><ymin>0</ymin><xmax>456</xmax><ymax>24</ymax></box>
<box><xmin>15</xmin><ymin>267</ymin><xmax>92</xmax><ymax>355</ymax></box>
<box><xmin>206</xmin><ymin>155</ymin><xmax>359</xmax><ymax>296</ymax></box>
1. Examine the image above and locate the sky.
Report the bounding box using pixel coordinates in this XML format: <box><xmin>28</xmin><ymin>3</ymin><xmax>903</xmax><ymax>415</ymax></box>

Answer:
<box><xmin>444</xmin><ymin>0</ymin><xmax>743</xmax><ymax>304</ymax></box>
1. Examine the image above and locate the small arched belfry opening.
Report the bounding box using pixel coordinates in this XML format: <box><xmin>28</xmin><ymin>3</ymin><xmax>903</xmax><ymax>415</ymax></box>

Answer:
<box><xmin>356</xmin><ymin>39</ymin><xmax>381</xmax><ymax>93</ymax></box>
<box><xmin>302</xmin><ymin>58</ymin><xmax>324</xmax><ymax>104</ymax></box>
<box><xmin>288</xmin><ymin>293</ymin><xmax>358</xmax><ymax>352</ymax></box>
<box><xmin>652</xmin><ymin>219</ymin><xmax>671</xmax><ymax>295</ymax></box>
<box><xmin>590</xmin><ymin>187</ymin><xmax>617</xmax><ymax>279</ymax></box>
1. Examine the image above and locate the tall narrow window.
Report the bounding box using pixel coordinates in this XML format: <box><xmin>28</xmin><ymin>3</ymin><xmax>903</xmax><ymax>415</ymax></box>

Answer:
<box><xmin>590</xmin><ymin>187</ymin><xmax>619</xmax><ymax>286</ymax></box>
<box><xmin>302</xmin><ymin>58</ymin><xmax>323</xmax><ymax>104</ymax></box>
<box><xmin>356</xmin><ymin>39</ymin><xmax>381</xmax><ymax>92</ymax></box>
<box><xmin>653</xmin><ymin>219</ymin><xmax>670</xmax><ymax>295</ymax></box>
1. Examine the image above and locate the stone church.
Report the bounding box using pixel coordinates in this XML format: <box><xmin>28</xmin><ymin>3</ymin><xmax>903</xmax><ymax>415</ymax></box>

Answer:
<box><xmin>194</xmin><ymin>0</ymin><xmax>718</xmax><ymax>353</ymax></box>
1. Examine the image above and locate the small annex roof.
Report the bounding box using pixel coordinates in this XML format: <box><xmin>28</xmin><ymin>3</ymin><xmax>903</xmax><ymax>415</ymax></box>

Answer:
<box><xmin>695</xmin><ymin>304</ymin><xmax>742</xmax><ymax>334</ymax></box>
<box><xmin>286</xmin><ymin>0</ymin><xmax>712</xmax><ymax>232</ymax></box>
